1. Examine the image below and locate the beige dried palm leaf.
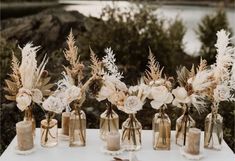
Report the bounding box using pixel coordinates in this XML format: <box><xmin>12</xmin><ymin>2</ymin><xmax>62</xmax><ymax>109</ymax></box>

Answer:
<box><xmin>176</xmin><ymin>66</ymin><xmax>190</xmax><ymax>87</ymax></box>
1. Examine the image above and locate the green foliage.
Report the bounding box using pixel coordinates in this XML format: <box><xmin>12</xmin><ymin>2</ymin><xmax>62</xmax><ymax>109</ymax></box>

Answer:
<box><xmin>197</xmin><ymin>9</ymin><xmax>232</xmax><ymax>64</ymax></box>
<box><xmin>78</xmin><ymin>5</ymin><xmax>191</xmax><ymax>83</ymax></box>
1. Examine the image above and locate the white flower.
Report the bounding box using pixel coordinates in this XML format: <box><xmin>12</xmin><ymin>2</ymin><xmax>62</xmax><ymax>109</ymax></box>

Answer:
<box><xmin>42</xmin><ymin>96</ymin><xmax>65</xmax><ymax>114</ymax></box>
<box><xmin>65</xmin><ymin>85</ymin><xmax>81</xmax><ymax>103</ymax></box>
<box><xmin>172</xmin><ymin>87</ymin><xmax>191</xmax><ymax>107</ymax></box>
<box><xmin>123</xmin><ymin>96</ymin><xmax>143</xmax><ymax>114</ymax></box>
<box><xmin>213</xmin><ymin>84</ymin><xmax>231</xmax><ymax>102</ymax></box>
<box><xmin>31</xmin><ymin>88</ymin><xmax>43</xmax><ymax>103</ymax></box>
<box><xmin>150</xmin><ymin>86</ymin><xmax>173</xmax><ymax>109</ymax></box>
<box><xmin>109</xmin><ymin>91</ymin><xmax>126</xmax><ymax>106</ymax></box>
<box><xmin>16</xmin><ymin>88</ymin><xmax>32</xmax><ymax>111</ymax></box>
<box><xmin>97</xmin><ymin>85</ymin><xmax>115</xmax><ymax>102</ymax></box>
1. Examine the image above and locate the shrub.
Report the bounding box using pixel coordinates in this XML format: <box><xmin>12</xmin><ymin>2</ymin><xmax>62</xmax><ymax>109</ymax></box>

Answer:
<box><xmin>197</xmin><ymin>8</ymin><xmax>232</xmax><ymax>64</ymax></box>
<box><xmin>78</xmin><ymin>5</ymin><xmax>194</xmax><ymax>83</ymax></box>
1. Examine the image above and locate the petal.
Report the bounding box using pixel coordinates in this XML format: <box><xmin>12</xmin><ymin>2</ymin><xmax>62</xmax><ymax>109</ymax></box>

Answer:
<box><xmin>165</xmin><ymin>93</ymin><xmax>173</xmax><ymax>104</ymax></box>
<box><xmin>150</xmin><ymin>100</ymin><xmax>163</xmax><ymax>110</ymax></box>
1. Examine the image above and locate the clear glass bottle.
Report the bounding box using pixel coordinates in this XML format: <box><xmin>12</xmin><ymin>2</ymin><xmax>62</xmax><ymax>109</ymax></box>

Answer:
<box><xmin>121</xmin><ymin>114</ymin><xmax>142</xmax><ymax>151</ymax></box>
<box><xmin>100</xmin><ymin>105</ymin><xmax>119</xmax><ymax>141</ymax></box>
<box><xmin>69</xmin><ymin>109</ymin><xmax>86</xmax><ymax>147</ymax></box>
<box><xmin>204</xmin><ymin>105</ymin><xmax>223</xmax><ymax>150</ymax></box>
<box><xmin>153</xmin><ymin>108</ymin><xmax>171</xmax><ymax>150</ymax></box>
<box><xmin>175</xmin><ymin>106</ymin><xmax>195</xmax><ymax>146</ymax></box>
<box><xmin>24</xmin><ymin>107</ymin><xmax>36</xmax><ymax>136</ymax></box>
<box><xmin>40</xmin><ymin>119</ymin><xmax>58</xmax><ymax>147</ymax></box>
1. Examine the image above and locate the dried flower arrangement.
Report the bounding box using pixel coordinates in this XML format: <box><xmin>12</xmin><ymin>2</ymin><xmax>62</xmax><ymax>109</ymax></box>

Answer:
<box><xmin>143</xmin><ymin>49</ymin><xmax>173</xmax><ymax>150</ymax></box>
<box><xmin>144</xmin><ymin>48</ymin><xmax>173</xmax><ymax>110</ymax></box>
<box><xmin>202</xmin><ymin>29</ymin><xmax>235</xmax><ymax>150</ymax></box>
<box><xmin>59</xmin><ymin>30</ymin><xmax>102</xmax><ymax>146</ymax></box>
<box><xmin>4</xmin><ymin>43</ymin><xmax>53</xmax><ymax>123</ymax></box>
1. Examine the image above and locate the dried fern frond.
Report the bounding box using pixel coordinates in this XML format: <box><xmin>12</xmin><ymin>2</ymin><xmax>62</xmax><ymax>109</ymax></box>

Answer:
<box><xmin>197</xmin><ymin>58</ymin><xmax>207</xmax><ymax>72</ymax></box>
<box><xmin>90</xmin><ymin>47</ymin><xmax>103</xmax><ymax>76</ymax></box>
<box><xmin>63</xmin><ymin>29</ymin><xmax>84</xmax><ymax>85</ymax></box>
<box><xmin>144</xmin><ymin>48</ymin><xmax>164</xmax><ymax>84</ymax></box>
<box><xmin>4</xmin><ymin>52</ymin><xmax>22</xmax><ymax>101</ymax></box>
<box><xmin>176</xmin><ymin>66</ymin><xmax>190</xmax><ymax>87</ymax></box>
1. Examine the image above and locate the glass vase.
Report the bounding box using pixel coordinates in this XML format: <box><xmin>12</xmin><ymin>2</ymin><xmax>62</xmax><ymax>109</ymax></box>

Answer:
<box><xmin>100</xmin><ymin>104</ymin><xmax>119</xmax><ymax>141</ymax></box>
<box><xmin>40</xmin><ymin>119</ymin><xmax>58</xmax><ymax>147</ymax></box>
<box><xmin>69</xmin><ymin>109</ymin><xmax>86</xmax><ymax>147</ymax></box>
<box><xmin>121</xmin><ymin>114</ymin><xmax>142</xmax><ymax>151</ymax></box>
<box><xmin>204</xmin><ymin>105</ymin><xmax>223</xmax><ymax>150</ymax></box>
<box><xmin>175</xmin><ymin>106</ymin><xmax>195</xmax><ymax>146</ymax></box>
<box><xmin>24</xmin><ymin>107</ymin><xmax>36</xmax><ymax>136</ymax></box>
<box><xmin>152</xmin><ymin>108</ymin><xmax>171</xmax><ymax>150</ymax></box>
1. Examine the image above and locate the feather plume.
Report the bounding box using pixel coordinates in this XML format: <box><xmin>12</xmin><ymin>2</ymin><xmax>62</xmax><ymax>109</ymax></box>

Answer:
<box><xmin>192</xmin><ymin>69</ymin><xmax>213</xmax><ymax>92</ymax></box>
<box><xmin>19</xmin><ymin>43</ymin><xmax>39</xmax><ymax>89</ymax></box>
<box><xmin>213</xmin><ymin>29</ymin><xmax>235</xmax><ymax>83</ymax></box>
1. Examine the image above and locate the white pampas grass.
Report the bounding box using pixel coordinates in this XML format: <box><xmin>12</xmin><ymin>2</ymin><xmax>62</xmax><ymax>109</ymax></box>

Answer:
<box><xmin>211</xmin><ymin>29</ymin><xmax>235</xmax><ymax>103</ymax></box>
<box><xmin>103</xmin><ymin>47</ymin><xmax>123</xmax><ymax>80</ymax></box>
<box><xmin>213</xmin><ymin>29</ymin><xmax>235</xmax><ymax>82</ymax></box>
<box><xmin>191</xmin><ymin>69</ymin><xmax>213</xmax><ymax>92</ymax></box>
<box><xmin>19</xmin><ymin>43</ymin><xmax>39</xmax><ymax>89</ymax></box>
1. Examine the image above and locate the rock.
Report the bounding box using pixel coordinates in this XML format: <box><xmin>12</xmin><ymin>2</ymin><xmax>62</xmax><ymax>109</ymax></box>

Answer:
<box><xmin>0</xmin><ymin>8</ymin><xmax>101</xmax><ymax>54</ymax></box>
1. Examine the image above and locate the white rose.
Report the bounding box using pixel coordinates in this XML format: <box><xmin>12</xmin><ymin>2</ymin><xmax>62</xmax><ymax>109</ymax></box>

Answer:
<box><xmin>31</xmin><ymin>88</ymin><xmax>43</xmax><ymax>103</ymax></box>
<box><xmin>97</xmin><ymin>86</ymin><xmax>114</xmax><ymax>102</ymax></box>
<box><xmin>123</xmin><ymin>96</ymin><xmax>143</xmax><ymax>114</ymax></box>
<box><xmin>172</xmin><ymin>87</ymin><xmax>191</xmax><ymax>107</ymax></box>
<box><xmin>42</xmin><ymin>96</ymin><xmax>65</xmax><ymax>114</ymax></box>
<box><xmin>213</xmin><ymin>85</ymin><xmax>231</xmax><ymax>102</ymax></box>
<box><xmin>65</xmin><ymin>85</ymin><xmax>81</xmax><ymax>103</ymax></box>
<box><xmin>150</xmin><ymin>86</ymin><xmax>173</xmax><ymax>109</ymax></box>
<box><xmin>16</xmin><ymin>88</ymin><xmax>32</xmax><ymax>111</ymax></box>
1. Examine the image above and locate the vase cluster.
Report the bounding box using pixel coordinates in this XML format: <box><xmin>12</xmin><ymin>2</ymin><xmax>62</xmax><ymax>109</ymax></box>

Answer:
<box><xmin>4</xmin><ymin>29</ymin><xmax>234</xmax><ymax>155</ymax></box>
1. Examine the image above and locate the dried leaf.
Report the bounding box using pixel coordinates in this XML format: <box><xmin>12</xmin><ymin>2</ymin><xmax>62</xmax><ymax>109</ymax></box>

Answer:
<box><xmin>144</xmin><ymin>48</ymin><xmax>163</xmax><ymax>84</ymax></box>
<box><xmin>176</xmin><ymin>66</ymin><xmax>190</xmax><ymax>87</ymax></box>
<box><xmin>90</xmin><ymin>47</ymin><xmax>103</xmax><ymax>76</ymax></box>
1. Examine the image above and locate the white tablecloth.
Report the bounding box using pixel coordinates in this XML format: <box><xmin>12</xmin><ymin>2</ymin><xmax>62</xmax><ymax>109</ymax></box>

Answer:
<box><xmin>0</xmin><ymin>129</ymin><xmax>234</xmax><ymax>161</ymax></box>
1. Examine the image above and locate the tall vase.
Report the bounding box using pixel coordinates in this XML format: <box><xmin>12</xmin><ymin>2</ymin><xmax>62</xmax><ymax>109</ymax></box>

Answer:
<box><xmin>152</xmin><ymin>108</ymin><xmax>171</xmax><ymax>150</ymax></box>
<box><xmin>69</xmin><ymin>109</ymin><xmax>86</xmax><ymax>147</ymax></box>
<box><xmin>175</xmin><ymin>105</ymin><xmax>195</xmax><ymax>146</ymax></box>
<box><xmin>24</xmin><ymin>106</ymin><xmax>36</xmax><ymax>136</ymax></box>
<box><xmin>100</xmin><ymin>104</ymin><xmax>119</xmax><ymax>141</ymax></box>
<box><xmin>121</xmin><ymin>114</ymin><xmax>142</xmax><ymax>151</ymax></box>
<box><xmin>40</xmin><ymin>118</ymin><xmax>58</xmax><ymax>147</ymax></box>
<box><xmin>204</xmin><ymin>104</ymin><xmax>223</xmax><ymax>150</ymax></box>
